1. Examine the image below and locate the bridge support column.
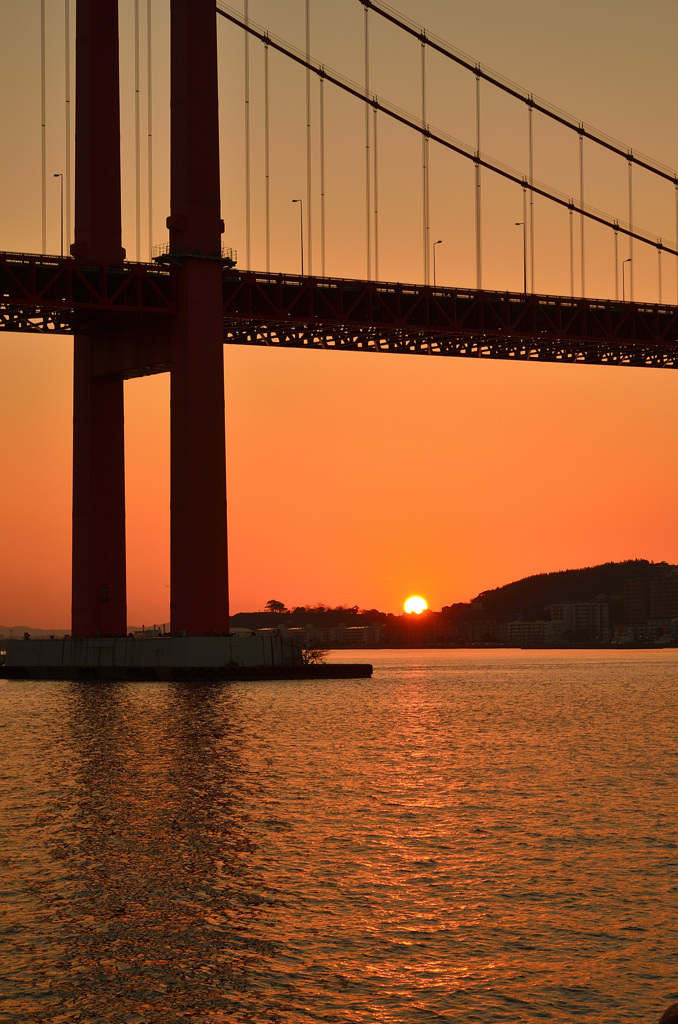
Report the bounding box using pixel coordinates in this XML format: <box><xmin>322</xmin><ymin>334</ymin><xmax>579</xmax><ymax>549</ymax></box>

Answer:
<box><xmin>72</xmin><ymin>350</ymin><xmax>127</xmax><ymax>637</ymax></box>
<box><xmin>170</xmin><ymin>260</ymin><xmax>229</xmax><ymax>635</ymax></box>
<box><xmin>71</xmin><ymin>0</ymin><xmax>127</xmax><ymax>637</ymax></box>
<box><xmin>169</xmin><ymin>0</ymin><xmax>229</xmax><ymax>635</ymax></box>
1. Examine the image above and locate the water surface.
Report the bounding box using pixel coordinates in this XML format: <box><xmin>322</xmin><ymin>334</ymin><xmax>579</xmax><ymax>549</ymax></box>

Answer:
<box><xmin>1</xmin><ymin>649</ymin><xmax>677</xmax><ymax>1022</ymax></box>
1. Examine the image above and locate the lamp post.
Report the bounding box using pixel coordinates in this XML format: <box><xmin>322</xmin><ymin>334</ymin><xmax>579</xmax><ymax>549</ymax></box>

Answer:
<box><xmin>622</xmin><ymin>257</ymin><xmax>632</xmax><ymax>302</ymax></box>
<box><xmin>433</xmin><ymin>239</ymin><xmax>442</xmax><ymax>287</ymax></box>
<box><xmin>292</xmin><ymin>198</ymin><xmax>304</xmax><ymax>276</ymax></box>
<box><xmin>515</xmin><ymin>221</ymin><xmax>526</xmax><ymax>294</ymax></box>
<box><xmin>54</xmin><ymin>172</ymin><xmax>64</xmax><ymax>257</ymax></box>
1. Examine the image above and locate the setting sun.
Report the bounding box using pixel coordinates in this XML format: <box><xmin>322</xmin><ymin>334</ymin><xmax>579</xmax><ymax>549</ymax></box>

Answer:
<box><xmin>404</xmin><ymin>596</ymin><xmax>428</xmax><ymax>614</ymax></box>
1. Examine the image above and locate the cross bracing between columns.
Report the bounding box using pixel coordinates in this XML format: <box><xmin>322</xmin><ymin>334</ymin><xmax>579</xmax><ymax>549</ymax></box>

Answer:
<box><xmin>0</xmin><ymin>251</ymin><xmax>174</xmax><ymax>333</ymax></box>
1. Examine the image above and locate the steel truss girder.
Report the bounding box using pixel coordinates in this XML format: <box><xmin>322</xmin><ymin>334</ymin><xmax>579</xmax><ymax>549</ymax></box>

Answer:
<box><xmin>0</xmin><ymin>251</ymin><xmax>174</xmax><ymax>334</ymax></box>
<box><xmin>221</xmin><ymin>272</ymin><xmax>678</xmax><ymax>368</ymax></box>
<box><xmin>2</xmin><ymin>256</ymin><xmax>678</xmax><ymax>369</ymax></box>
<box><xmin>223</xmin><ymin>320</ymin><xmax>678</xmax><ymax>369</ymax></box>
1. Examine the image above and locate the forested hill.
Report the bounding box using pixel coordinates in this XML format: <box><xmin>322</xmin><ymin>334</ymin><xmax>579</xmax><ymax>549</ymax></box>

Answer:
<box><xmin>228</xmin><ymin>560</ymin><xmax>677</xmax><ymax>629</ymax></box>
<box><xmin>444</xmin><ymin>560</ymin><xmax>678</xmax><ymax>623</ymax></box>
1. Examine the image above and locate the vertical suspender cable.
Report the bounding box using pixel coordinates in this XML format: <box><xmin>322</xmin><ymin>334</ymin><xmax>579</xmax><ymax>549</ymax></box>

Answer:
<box><xmin>475</xmin><ymin>72</ymin><xmax>482</xmax><ymax>290</ymax></box>
<box><xmin>305</xmin><ymin>0</ymin><xmax>312</xmax><ymax>274</ymax></box>
<box><xmin>364</xmin><ymin>7</ymin><xmax>371</xmax><ymax>280</ymax></box>
<box><xmin>528</xmin><ymin>100</ymin><xmax>534</xmax><ymax>292</ymax></box>
<box><xmin>134</xmin><ymin>0</ymin><xmax>141</xmax><ymax>261</ymax></box>
<box><xmin>65</xmin><ymin>0</ymin><xmax>72</xmax><ymax>253</ymax></box>
<box><xmin>41</xmin><ymin>0</ymin><xmax>46</xmax><ymax>254</ymax></box>
<box><xmin>675</xmin><ymin>184</ymin><xmax>678</xmax><ymax>304</ymax></box>
<box><xmin>264</xmin><ymin>44</ymin><xmax>271</xmax><ymax>272</ymax></box>
<box><xmin>568</xmin><ymin>203</ymin><xmax>574</xmax><ymax>298</ymax></box>
<box><xmin>522</xmin><ymin>184</ymin><xmax>527</xmax><ymax>287</ymax></box>
<box><xmin>627</xmin><ymin>155</ymin><xmax>634</xmax><ymax>300</ymax></box>
<box><xmin>421</xmin><ymin>38</ymin><xmax>430</xmax><ymax>285</ymax></box>
<box><xmin>319</xmin><ymin>74</ymin><xmax>326</xmax><ymax>276</ymax></box>
<box><xmin>614</xmin><ymin>222</ymin><xmax>619</xmax><ymax>301</ymax></box>
<box><xmin>657</xmin><ymin>244</ymin><xmax>662</xmax><ymax>304</ymax></box>
<box><xmin>147</xmin><ymin>0</ymin><xmax>153</xmax><ymax>260</ymax></box>
<box><xmin>579</xmin><ymin>131</ymin><xmax>585</xmax><ymax>296</ymax></box>
<box><xmin>244</xmin><ymin>0</ymin><xmax>251</xmax><ymax>268</ymax></box>
<box><xmin>373</xmin><ymin>104</ymin><xmax>379</xmax><ymax>281</ymax></box>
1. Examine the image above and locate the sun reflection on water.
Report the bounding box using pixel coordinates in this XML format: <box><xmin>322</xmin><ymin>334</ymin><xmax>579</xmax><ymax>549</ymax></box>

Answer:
<box><xmin>0</xmin><ymin>652</ymin><xmax>676</xmax><ymax>1021</ymax></box>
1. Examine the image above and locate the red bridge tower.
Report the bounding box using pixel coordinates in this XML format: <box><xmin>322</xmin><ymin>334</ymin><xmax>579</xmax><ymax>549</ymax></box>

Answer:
<box><xmin>71</xmin><ymin>0</ymin><xmax>229</xmax><ymax>637</ymax></box>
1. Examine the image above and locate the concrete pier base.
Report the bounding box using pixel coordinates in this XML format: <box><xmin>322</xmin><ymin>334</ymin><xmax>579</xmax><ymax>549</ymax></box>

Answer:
<box><xmin>0</xmin><ymin>636</ymin><xmax>372</xmax><ymax>682</ymax></box>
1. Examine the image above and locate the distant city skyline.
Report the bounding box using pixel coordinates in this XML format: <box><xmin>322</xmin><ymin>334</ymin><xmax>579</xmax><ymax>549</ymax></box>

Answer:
<box><xmin>2</xmin><ymin>1</ymin><xmax>678</xmax><ymax>627</ymax></box>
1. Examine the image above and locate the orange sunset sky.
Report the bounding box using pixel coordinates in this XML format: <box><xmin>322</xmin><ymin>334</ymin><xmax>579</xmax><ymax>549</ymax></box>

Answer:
<box><xmin>2</xmin><ymin>0</ymin><xmax>678</xmax><ymax>628</ymax></box>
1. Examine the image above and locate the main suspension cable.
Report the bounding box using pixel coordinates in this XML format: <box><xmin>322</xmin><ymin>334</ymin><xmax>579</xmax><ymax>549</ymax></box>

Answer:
<box><xmin>358</xmin><ymin>0</ymin><xmax>678</xmax><ymax>187</ymax></box>
<box><xmin>216</xmin><ymin>3</ymin><xmax>678</xmax><ymax>259</ymax></box>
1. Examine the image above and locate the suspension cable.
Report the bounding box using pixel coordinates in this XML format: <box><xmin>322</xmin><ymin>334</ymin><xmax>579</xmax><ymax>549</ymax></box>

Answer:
<box><xmin>569</xmin><ymin>205</ymin><xmax>574</xmax><ymax>298</ymax></box>
<box><xmin>522</xmin><ymin>184</ymin><xmax>527</xmax><ymax>289</ymax></box>
<box><xmin>135</xmin><ymin>0</ymin><xmax>141</xmax><ymax>261</ymax></box>
<box><xmin>147</xmin><ymin>0</ymin><xmax>153</xmax><ymax>260</ymax></box>
<box><xmin>305</xmin><ymin>0</ymin><xmax>312</xmax><ymax>274</ymax></box>
<box><xmin>364</xmin><ymin>6</ymin><xmax>371</xmax><ymax>279</ymax></box>
<box><xmin>264</xmin><ymin>44</ymin><xmax>270</xmax><ymax>272</ymax></box>
<box><xmin>475</xmin><ymin>72</ymin><xmax>482</xmax><ymax>289</ymax></box>
<box><xmin>421</xmin><ymin>38</ymin><xmax>429</xmax><ymax>285</ymax></box>
<box><xmin>579</xmin><ymin>132</ymin><xmax>585</xmax><ymax>296</ymax></box>
<box><xmin>614</xmin><ymin>222</ymin><xmax>619</xmax><ymax>301</ymax></box>
<box><xmin>244</xmin><ymin>0</ymin><xmax>251</xmax><ymax>269</ymax></box>
<box><xmin>216</xmin><ymin>4</ymin><xmax>678</xmax><ymax>258</ymax></box>
<box><xmin>373</xmin><ymin>104</ymin><xmax>379</xmax><ymax>281</ymax></box>
<box><xmin>358</xmin><ymin>0</ymin><xmax>678</xmax><ymax>187</ymax></box>
<box><xmin>628</xmin><ymin>157</ymin><xmax>634</xmax><ymax>300</ymax></box>
<box><xmin>320</xmin><ymin>74</ymin><xmax>326</xmax><ymax>276</ymax></box>
<box><xmin>528</xmin><ymin>100</ymin><xmax>534</xmax><ymax>291</ymax></box>
<box><xmin>65</xmin><ymin>0</ymin><xmax>72</xmax><ymax>253</ymax></box>
<box><xmin>41</xmin><ymin>0</ymin><xmax>46</xmax><ymax>254</ymax></box>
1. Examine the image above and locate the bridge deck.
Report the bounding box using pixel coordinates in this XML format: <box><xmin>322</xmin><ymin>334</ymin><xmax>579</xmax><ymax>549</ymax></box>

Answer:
<box><xmin>2</xmin><ymin>253</ymin><xmax>678</xmax><ymax>370</ymax></box>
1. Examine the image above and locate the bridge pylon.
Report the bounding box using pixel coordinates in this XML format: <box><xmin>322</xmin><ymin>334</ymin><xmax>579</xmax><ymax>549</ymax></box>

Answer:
<box><xmin>168</xmin><ymin>0</ymin><xmax>229</xmax><ymax>635</ymax></box>
<box><xmin>70</xmin><ymin>0</ymin><xmax>229</xmax><ymax>638</ymax></box>
<box><xmin>71</xmin><ymin>0</ymin><xmax>127</xmax><ymax>637</ymax></box>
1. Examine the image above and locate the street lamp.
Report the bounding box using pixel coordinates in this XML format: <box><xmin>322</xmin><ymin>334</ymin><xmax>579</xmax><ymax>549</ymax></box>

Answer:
<box><xmin>622</xmin><ymin>257</ymin><xmax>632</xmax><ymax>302</ymax></box>
<box><xmin>54</xmin><ymin>172</ymin><xmax>64</xmax><ymax>257</ymax></box>
<box><xmin>292</xmin><ymin>198</ymin><xmax>304</xmax><ymax>276</ymax></box>
<box><xmin>433</xmin><ymin>239</ymin><xmax>442</xmax><ymax>287</ymax></box>
<box><xmin>515</xmin><ymin>221</ymin><xmax>527</xmax><ymax>294</ymax></box>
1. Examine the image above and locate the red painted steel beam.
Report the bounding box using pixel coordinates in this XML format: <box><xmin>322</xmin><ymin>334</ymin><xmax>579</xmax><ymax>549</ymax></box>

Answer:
<box><xmin>168</xmin><ymin>0</ymin><xmax>229</xmax><ymax>636</ymax></box>
<box><xmin>0</xmin><ymin>253</ymin><xmax>174</xmax><ymax>315</ymax></box>
<box><xmin>4</xmin><ymin>253</ymin><xmax>678</xmax><ymax>365</ymax></box>
<box><xmin>71</xmin><ymin>0</ymin><xmax>127</xmax><ymax>638</ymax></box>
<box><xmin>220</xmin><ymin>272</ymin><xmax>678</xmax><ymax>363</ymax></box>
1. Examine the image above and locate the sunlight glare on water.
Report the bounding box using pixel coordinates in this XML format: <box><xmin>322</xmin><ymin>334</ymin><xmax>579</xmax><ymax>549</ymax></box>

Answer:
<box><xmin>1</xmin><ymin>649</ymin><xmax>677</xmax><ymax>1022</ymax></box>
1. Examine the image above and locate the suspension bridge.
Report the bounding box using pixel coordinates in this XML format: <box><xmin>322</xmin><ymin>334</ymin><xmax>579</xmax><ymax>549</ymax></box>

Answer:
<box><xmin>2</xmin><ymin>0</ymin><xmax>677</xmax><ymax>640</ymax></box>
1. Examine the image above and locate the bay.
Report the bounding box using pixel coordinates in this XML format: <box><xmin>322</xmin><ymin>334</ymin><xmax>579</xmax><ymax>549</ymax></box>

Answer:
<box><xmin>1</xmin><ymin>649</ymin><xmax>677</xmax><ymax>1022</ymax></box>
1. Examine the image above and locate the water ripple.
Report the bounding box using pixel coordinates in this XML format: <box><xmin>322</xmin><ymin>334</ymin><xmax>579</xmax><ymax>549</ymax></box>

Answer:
<box><xmin>1</xmin><ymin>650</ymin><xmax>677</xmax><ymax>1022</ymax></box>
